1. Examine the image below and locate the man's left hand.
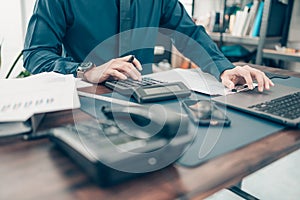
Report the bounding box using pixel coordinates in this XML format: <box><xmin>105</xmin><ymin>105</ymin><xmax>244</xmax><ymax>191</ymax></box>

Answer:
<box><xmin>220</xmin><ymin>65</ymin><xmax>274</xmax><ymax>92</ymax></box>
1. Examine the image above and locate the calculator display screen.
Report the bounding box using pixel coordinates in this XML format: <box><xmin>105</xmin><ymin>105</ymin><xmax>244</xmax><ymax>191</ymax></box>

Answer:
<box><xmin>143</xmin><ymin>85</ymin><xmax>182</xmax><ymax>95</ymax></box>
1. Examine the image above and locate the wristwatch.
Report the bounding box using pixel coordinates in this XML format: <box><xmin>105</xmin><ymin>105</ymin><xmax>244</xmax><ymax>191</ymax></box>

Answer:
<box><xmin>76</xmin><ymin>62</ymin><xmax>95</xmax><ymax>80</ymax></box>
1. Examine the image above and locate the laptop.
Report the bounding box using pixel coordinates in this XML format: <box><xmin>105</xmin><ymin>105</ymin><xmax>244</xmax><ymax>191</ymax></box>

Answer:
<box><xmin>212</xmin><ymin>84</ymin><xmax>300</xmax><ymax>128</ymax></box>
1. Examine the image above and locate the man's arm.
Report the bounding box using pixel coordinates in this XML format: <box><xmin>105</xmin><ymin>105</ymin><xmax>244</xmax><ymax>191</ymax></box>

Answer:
<box><xmin>159</xmin><ymin>0</ymin><xmax>234</xmax><ymax>79</ymax></box>
<box><xmin>159</xmin><ymin>0</ymin><xmax>273</xmax><ymax>91</ymax></box>
<box><xmin>23</xmin><ymin>0</ymin><xmax>142</xmax><ymax>82</ymax></box>
<box><xmin>23</xmin><ymin>0</ymin><xmax>79</xmax><ymax>75</ymax></box>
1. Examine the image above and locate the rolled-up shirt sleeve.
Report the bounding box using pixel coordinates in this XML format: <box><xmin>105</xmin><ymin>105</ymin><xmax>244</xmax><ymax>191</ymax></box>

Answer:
<box><xmin>23</xmin><ymin>0</ymin><xmax>79</xmax><ymax>76</ymax></box>
<box><xmin>160</xmin><ymin>0</ymin><xmax>234</xmax><ymax>80</ymax></box>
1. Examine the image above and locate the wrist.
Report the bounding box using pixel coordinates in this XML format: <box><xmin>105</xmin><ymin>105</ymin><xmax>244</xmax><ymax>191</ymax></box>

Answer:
<box><xmin>220</xmin><ymin>70</ymin><xmax>228</xmax><ymax>81</ymax></box>
<box><xmin>76</xmin><ymin>62</ymin><xmax>96</xmax><ymax>81</ymax></box>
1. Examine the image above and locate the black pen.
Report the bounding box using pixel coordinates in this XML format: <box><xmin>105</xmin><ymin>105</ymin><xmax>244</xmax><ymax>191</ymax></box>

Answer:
<box><xmin>127</xmin><ymin>55</ymin><xmax>142</xmax><ymax>81</ymax></box>
<box><xmin>128</xmin><ymin>55</ymin><xmax>135</xmax><ymax>63</ymax></box>
<box><xmin>127</xmin><ymin>55</ymin><xmax>143</xmax><ymax>71</ymax></box>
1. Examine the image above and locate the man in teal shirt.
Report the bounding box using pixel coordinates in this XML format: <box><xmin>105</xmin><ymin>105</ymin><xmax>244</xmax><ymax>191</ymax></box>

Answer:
<box><xmin>23</xmin><ymin>0</ymin><xmax>273</xmax><ymax>91</ymax></box>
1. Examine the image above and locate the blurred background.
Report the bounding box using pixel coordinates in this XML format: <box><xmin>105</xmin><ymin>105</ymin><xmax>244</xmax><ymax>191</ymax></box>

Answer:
<box><xmin>0</xmin><ymin>0</ymin><xmax>299</xmax><ymax>78</ymax></box>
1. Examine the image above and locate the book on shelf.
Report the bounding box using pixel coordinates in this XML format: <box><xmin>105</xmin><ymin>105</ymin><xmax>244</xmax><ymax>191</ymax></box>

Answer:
<box><xmin>232</xmin><ymin>5</ymin><xmax>251</xmax><ymax>36</ymax></box>
<box><xmin>242</xmin><ymin>0</ymin><xmax>260</xmax><ymax>36</ymax></box>
<box><xmin>240</xmin><ymin>5</ymin><xmax>251</xmax><ymax>36</ymax></box>
<box><xmin>208</xmin><ymin>0</ymin><xmax>288</xmax><ymax>38</ymax></box>
<box><xmin>250</xmin><ymin>0</ymin><xmax>264</xmax><ymax>37</ymax></box>
<box><xmin>228</xmin><ymin>14</ymin><xmax>236</xmax><ymax>34</ymax></box>
<box><xmin>230</xmin><ymin>0</ymin><xmax>262</xmax><ymax>37</ymax></box>
<box><xmin>231</xmin><ymin>10</ymin><xmax>243</xmax><ymax>36</ymax></box>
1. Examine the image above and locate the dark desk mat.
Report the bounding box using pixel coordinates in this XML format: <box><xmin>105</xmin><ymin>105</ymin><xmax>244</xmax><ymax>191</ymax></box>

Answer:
<box><xmin>177</xmin><ymin>104</ymin><xmax>284</xmax><ymax>167</ymax></box>
<box><xmin>178</xmin><ymin>76</ymin><xmax>300</xmax><ymax>167</ymax></box>
<box><xmin>79</xmin><ymin>76</ymin><xmax>299</xmax><ymax>168</ymax></box>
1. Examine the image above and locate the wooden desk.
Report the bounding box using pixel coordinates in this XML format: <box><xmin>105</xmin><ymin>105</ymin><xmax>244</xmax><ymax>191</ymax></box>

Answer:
<box><xmin>0</xmin><ymin>65</ymin><xmax>299</xmax><ymax>200</ymax></box>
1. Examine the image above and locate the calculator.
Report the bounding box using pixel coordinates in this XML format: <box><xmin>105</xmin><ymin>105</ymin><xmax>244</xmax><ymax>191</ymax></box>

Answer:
<box><xmin>105</xmin><ymin>77</ymin><xmax>191</xmax><ymax>103</ymax></box>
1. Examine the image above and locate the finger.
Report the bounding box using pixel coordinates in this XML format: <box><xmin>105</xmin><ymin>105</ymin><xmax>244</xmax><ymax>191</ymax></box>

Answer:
<box><xmin>264</xmin><ymin>77</ymin><xmax>270</xmax><ymax>90</ymax></box>
<box><xmin>254</xmin><ymin>71</ymin><xmax>264</xmax><ymax>92</ymax></box>
<box><xmin>263</xmin><ymin>74</ymin><xmax>275</xmax><ymax>90</ymax></box>
<box><xmin>119</xmin><ymin>55</ymin><xmax>143</xmax><ymax>71</ymax></box>
<box><xmin>247</xmin><ymin>67</ymin><xmax>266</xmax><ymax>92</ymax></box>
<box><xmin>132</xmin><ymin>58</ymin><xmax>143</xmax><ymax>71</ymax></box>
<box><xmin>229</xmin><ymin>66</ymin><xmax>246</xmax><ymax>85</ymax></box>
<box><xmin>112</xmin><ymin>61</ymin><xmax>141</xmax><ymax>81</ymax></box>
<box><xmin>123</xmin><ymin>62</ymin><xmax>142</xmax><ymax>81</ymax></box>
<box><xmin>115</xmin><ymin>57</ymin><xmax>139</xmax><ymax>71</ymax></box>
<box><xmin>247</xmin><ymin>67</ymin><xmax>275</xmax><ymax>91</ymax></box>
<box><xmin>267</xmin><ymin>75</ymin><xmax>275</xmax><ymax>87</ymax></box>
<box><xmin>109</xmin><ymin>69</ymin><xmax>127</xmax><ymax>80</ymax></box>
<box><xmin>236</xmin><ymin>68</ymin><xmax>254</xmax><ymax>90</ymax></box>
<box><xmin>221</xmin><ymin>76</ymin><xmax>235</xmax><ymax>90</ymax></box>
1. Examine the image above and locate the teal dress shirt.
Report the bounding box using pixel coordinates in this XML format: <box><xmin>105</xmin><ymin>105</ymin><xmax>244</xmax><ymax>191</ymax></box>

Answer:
<box><xmin>23</xmin><ymin>0</ymin><xmax>234</xmax><ymax>79</ymax></box>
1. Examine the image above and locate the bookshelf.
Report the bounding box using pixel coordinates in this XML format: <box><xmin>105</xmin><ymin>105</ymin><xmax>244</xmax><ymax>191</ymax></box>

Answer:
<box><xmin>208</xmin><ymin>32</ymin><xmax>281</xmax><ymax>46</ymax></box>
<box><xmin>262</xmin><ymin>49</ymin><xmax>300</xmax><ymax>63</ymax></box>
<box><xmin>203</xmin><ymin>0</ymin><xmax>294</xmax><ymax>65</ymax></box>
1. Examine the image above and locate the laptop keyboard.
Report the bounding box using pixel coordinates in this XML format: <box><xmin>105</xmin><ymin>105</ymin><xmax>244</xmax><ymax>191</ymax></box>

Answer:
<box><xmin>248</xmin><ymin>92</ymin><xmax>300</xmax><ymax>120</ymax></box>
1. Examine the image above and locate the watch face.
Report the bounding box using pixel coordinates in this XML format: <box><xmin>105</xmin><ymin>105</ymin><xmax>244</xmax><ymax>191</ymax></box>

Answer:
<box><xmin>78</xmin><ymin>62</ymin><xmax>94</xmax><ymax>72</ymax></box>
<box><xmin>77</xmin><ymin>62</ymin><xmax>95</xmax><ymax>79</ymax></box>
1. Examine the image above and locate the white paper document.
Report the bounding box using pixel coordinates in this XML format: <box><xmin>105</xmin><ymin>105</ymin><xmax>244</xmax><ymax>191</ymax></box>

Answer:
<box><xmin>145</xmin><ymin>68</ymin><xmax>230</xmax><ymax>95</ymax></box>
<box><xmin>0</xmin><ymin>72</ymin><xmax>80</xmax><ymax>122</ymax></box>
<box><xmin>75</xmin><ymin>78</ymin><xmax>93</xmax><ymax>89</ymax></box>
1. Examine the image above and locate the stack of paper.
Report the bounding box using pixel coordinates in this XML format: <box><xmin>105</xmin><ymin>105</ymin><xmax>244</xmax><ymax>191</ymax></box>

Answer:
<box><xmin>0</xmin><ymin>72</ymin><xmax>80</xmax><ymax>122</ymax></box>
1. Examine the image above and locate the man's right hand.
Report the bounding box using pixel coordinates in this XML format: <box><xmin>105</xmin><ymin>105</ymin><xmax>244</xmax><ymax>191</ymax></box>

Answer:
<box><xmin>84</xmin><ymin>55</ymin><xmax>143</xmax><ymax>83</ymax></box>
